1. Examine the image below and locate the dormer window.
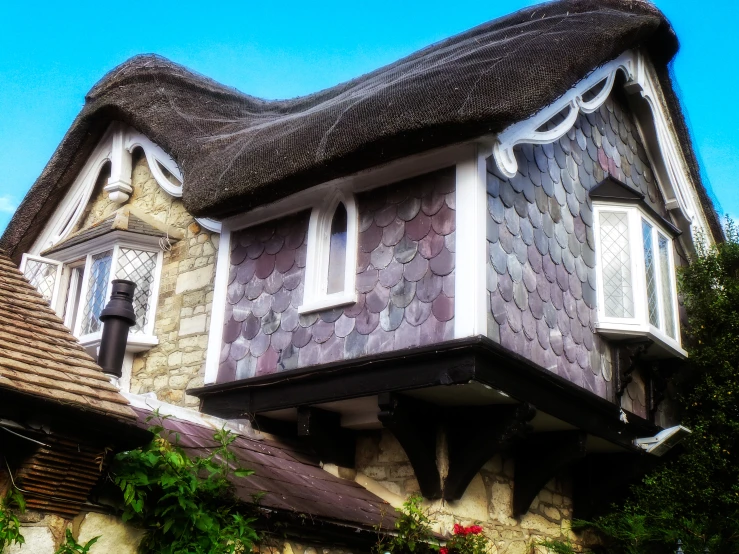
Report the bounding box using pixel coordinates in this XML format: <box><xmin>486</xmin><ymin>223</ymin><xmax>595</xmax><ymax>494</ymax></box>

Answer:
<box><xmin>591</xmin><ymin>177</ymin><xmax>684</xmax><ymax>358</ymax></box>
<box><xmin>20</xmin><ymin>206</ymin><xmax>179</xmax><ymax>354</ymax></box>
<box><xmin>300</xmin><ymin>191</ymin><xmax>358</xmax><ymax>314</ymax></box>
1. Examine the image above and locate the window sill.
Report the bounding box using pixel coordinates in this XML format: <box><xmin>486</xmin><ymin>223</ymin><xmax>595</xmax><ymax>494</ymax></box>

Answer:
<box><xmin>595</xmin><ymin>322</ymin><xmax>687</xmax><ymax>359</ymax></box>
<box><xmin>298</xmin><ymin>292</ymin><xmax>358</xmax><ymax>315</ymax></box>
<box><xmin>78</xmin><ymin>332</ymin><xmax>159</xmax><ymax>355</ymax></box>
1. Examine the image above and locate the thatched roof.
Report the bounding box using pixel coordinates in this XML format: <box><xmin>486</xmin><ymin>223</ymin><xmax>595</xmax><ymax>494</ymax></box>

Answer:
<box><xmin>0</xmin><ymin>0</ymin><xmax>721</xmax><ymax>257</ymax></box>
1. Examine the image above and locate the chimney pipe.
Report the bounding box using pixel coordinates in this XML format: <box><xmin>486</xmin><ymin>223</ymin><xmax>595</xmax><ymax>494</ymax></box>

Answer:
<box><xmin>98</xmin><ymin>279</ymin><xmax>136</xmax><ymax>378</ymax></box>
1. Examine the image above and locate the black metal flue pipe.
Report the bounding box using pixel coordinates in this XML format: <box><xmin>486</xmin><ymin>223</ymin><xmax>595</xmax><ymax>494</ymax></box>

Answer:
<box><xmin>98</xmin><ymin>279</ymin><xmax>136</xmax><ymax>378</ymax></box>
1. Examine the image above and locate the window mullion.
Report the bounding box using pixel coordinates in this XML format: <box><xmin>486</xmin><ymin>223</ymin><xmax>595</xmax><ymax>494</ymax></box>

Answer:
<box><xmin>653</xmin><ymin>226</ymin><xmax>665</xmax><ymax>333</ymax></box>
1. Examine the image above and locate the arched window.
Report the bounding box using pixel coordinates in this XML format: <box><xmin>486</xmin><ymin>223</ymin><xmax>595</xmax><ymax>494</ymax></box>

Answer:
<box><xmin>327</xmin><ymin>203</ymin><xmax>348</xmax><ymax>294</ymax></box>
<box><xmin>300</xmin><ymin>191</ymin><xmax>358</xmax><ymax>313</ymax></box>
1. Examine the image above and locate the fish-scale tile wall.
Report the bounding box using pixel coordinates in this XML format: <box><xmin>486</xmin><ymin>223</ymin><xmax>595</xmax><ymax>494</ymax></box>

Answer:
<box><xmin>486</xmin><ymin>92</ymin><xmax>671</xmax><ymax>403</ymax></box>
<box><xmin>217</xmin><ymin>168</ymin><xmax>456</xmax><ymax>382</ymax></box>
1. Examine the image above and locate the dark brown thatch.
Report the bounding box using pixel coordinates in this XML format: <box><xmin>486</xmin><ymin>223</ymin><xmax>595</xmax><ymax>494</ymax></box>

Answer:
<box><xmin>0</xmin><ymin>0</ymin><xmax>721</xmax><ymax>258</ymax></box>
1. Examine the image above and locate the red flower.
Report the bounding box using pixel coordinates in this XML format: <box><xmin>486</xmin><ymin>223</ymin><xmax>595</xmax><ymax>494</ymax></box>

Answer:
<box><xmin>467</xmin><ymin>525</ymin><xmax>483</xmax><ymax>535</ymax></box>
<box><xmin>440</xmin><ymin>548</ymin><xmax>449</xmax><ymax>554</ymax></box>
<box><xmin>453</xmin><ymin>524</ymin><xmax>465</xmax><ymax>535</ymax></box>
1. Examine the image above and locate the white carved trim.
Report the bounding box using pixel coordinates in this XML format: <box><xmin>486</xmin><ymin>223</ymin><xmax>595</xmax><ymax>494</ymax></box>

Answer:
<box><xmin>493</xmin><ymin>54</ymin><xmax>633</xmax><ymax>178</ymax></box>
<box><xmin>204</xmin><ymin>226</ymin><xmax>231</xmax><ymax>385</ymax></box>
<box><xmin>195</xmin><ymin>217</ymin><xmax>222</xmax><ymax>233</ymax></box>
<box><xmin>299</xmin><ymin>189</ymin><xmax>359</xmax><ymax>315</ymax></box>
<box><xmin>490</xmin><ymin>49</ymin><xmax>713</xmax><ymax>246</ymax></box>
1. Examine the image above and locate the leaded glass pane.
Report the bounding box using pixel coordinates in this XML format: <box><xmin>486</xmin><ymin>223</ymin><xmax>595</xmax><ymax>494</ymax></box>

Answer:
<box><xmin>659</xmin><ymin>234</ymin><xmax>676</xmax><ymax>338</ymax></box>
<box><xmin>116</xmin><ymin>248</ymin><xmax>158</xmax><ymax>333</ymax></box>
<box><xmin>23</xmin><ymin>259</ymin><xmax>58</xmax><ymax>304</ymax></box>
<box><xmin>327</xmin><ymin>203</ymin><xmax>347</xmax><ymax>295</ymax></box>
<box><xmin>599</xmin><ymin>212</ymin><xmax>634</xmax><ymax>318</ymax></box>
<box><xmin>81</xmin><ymin>251</ymin><xmax>112</xmax><ymax>335</ymax></box>
<box><xmin>642</xmin><ymin>220</ymin><xmax>659</xmax><ymax>327</ymax></box>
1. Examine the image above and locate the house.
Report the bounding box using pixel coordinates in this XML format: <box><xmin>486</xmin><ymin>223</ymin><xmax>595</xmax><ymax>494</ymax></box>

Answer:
<box><xmin>0</xmin><ymin>0</ymin><xmax>721</xmax><ymax>551</ymax></box>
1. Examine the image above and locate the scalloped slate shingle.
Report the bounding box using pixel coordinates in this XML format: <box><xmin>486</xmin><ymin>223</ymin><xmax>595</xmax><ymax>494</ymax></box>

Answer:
<box><xmin>218</xmin><ymin>168</ymin><xmax>455</xmax><ymax>381</ymax></box>
<box><xmin>486</xmin><ymin>92</ymin><xmax>676</xmax><ymax>401</ymax></box>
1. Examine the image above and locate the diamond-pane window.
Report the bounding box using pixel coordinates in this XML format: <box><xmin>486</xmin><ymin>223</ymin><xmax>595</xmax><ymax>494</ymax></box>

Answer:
<box><xmin>659</xmin><ymin>234</ymin><xmax>676</xmax><ymax>339</ymax></box>
<box><xmin>116</xmin><ymin>248</ymin><xmax>158</xmax><ymax>333</ymax></box>
<box><xmin>599</xmin><ymin>211</ymin><xmax>634</xmax><ymax>318</ymax></box>
<box><xmin>23</xmin><ymin>258</ymin><xmax>59</xmax><ymax>304</ymax></box>
<box><xmin>81</xmin><ymin>250</ymin><xmax>112</xmax><ymax>335</ymax></box>
<box><xmin>642</xmin><ymin>220</ymin><xmax>659</xmax><ymax>327</ymax></box>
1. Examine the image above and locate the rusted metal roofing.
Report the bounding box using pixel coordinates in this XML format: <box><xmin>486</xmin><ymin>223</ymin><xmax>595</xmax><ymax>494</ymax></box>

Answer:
<box><xmin>132</xmin><ymin>406</ymin><xmax>396</xmax><ymax>531</ymax></box>
<box><xmin>0</xmin><ymin>252</ymin><xmax>136</xmax><ymax>422</ymax></box>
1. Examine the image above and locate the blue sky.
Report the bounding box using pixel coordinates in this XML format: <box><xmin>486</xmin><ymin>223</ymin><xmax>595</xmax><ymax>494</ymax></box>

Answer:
<box><xmin>0</xmin><ymin>0</ymin><xmax>736</xmax><ymax>233</ymax></box>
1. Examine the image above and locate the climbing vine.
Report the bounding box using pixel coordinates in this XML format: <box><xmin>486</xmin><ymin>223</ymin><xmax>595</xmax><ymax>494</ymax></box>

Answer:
<box><xmin>54</xmin><ymin>529</ymin><xmax>99</xmax><ymax>554</ymax></box>
<box><xmin>111</xmin><ymin>412</ymin><xmax>259</xmax><ymax>554</ymax></box>
<box><xmin>0</xmin><ymin>488</ymin><xmax>24</xmax><ymax>552</ymax></box>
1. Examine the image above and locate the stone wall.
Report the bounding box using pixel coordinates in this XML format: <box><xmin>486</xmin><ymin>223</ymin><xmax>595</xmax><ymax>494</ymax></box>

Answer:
<box><xmin>355</xmin><ymin>430</ymin><xmax>574</xmax><ymax>553</ymax></box>
<box><xmin>78</xmin><ymin>151</ymin><xmax>217</xmax><ymax>406</ymax></box>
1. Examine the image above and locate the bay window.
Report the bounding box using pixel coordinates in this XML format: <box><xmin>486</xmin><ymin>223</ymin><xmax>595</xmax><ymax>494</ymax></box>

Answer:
<box><xmin>593</xmin><ymin>203</ymin><xmax>684</xmax><ymax>358</ymax></box>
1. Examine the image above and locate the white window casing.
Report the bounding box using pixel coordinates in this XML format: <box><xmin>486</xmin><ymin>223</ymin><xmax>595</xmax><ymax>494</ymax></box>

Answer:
<box><xmin>299</xmin><ymin>189</ymin><xmax>358</xmax><ymax>314</ymax></box>
<box><xmin>593</xmin><ymin>202</ymin><xmax>685</xmax><ymax>358</ymax></box>
<box><xmin>20</xmin><ymin>254</ymin><xmax>64</xmax><ymax>314</ymax></box>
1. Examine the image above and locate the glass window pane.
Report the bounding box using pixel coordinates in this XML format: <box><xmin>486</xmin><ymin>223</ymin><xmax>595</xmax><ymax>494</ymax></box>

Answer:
<box><xmin>66</xmin><ymin>266</ymin><xmax>85</xmax><ymax>332</ymax></box>
<box><xmin>23</xmin><ymin>259</ymin><xmax>58</xmax><ymax>304</ymax></box>
<box><xmin>327</xmin><ymin>203</ymin><xmax>347</xmax><ymax>294</ymax></box>
<box><xmin>116</xmin><ymin>249</ymin><xmax>158</xmax><ymax>333</ymax></box>
<box><xmin>81</xmin><ymin>251</ymin><xmax>113</xmax><ymax>335</ymax></box>
<box><xmin>658</xmin><ymin>234</ymin><xmax>676</xmax><ymax>338</ymax></box>
<box><xmin>599</xmin><ymin>212</ymin><xmax>635</xmax><ymax>318</ymax></box>
<box><xmin>642</xmin><ymin>220</ymin><xmax>659</xmax><ymax>327</ymax></box>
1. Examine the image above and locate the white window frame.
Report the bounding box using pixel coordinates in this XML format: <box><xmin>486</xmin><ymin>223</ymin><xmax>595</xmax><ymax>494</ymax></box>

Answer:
<box><xmin>19</xmin><ymin>254</ymin><xmax>64</xmax><ymax>312</ymax></box>
<box><xmin>299</xmin><ymin>189</ymin><xmax>358</xmax><ymax>314</ymax></box>
<box><xmin>593</xmin><ymin>201</ymin><xmax>685</xmax><ymax>358</ymax></box>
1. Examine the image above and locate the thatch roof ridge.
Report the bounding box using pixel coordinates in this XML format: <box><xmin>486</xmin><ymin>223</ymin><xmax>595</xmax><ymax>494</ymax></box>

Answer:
<box><xmin>1</xmin><ymin>0</ymin><xmax>721</xmax><ymax>257</ymax></box>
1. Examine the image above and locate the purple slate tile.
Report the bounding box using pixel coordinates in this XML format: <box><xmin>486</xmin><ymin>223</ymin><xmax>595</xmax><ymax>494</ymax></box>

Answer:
<box><xmin>429</xmin><ymin>247</ymin><xmax>454</xmax><ymax>276</ymax></box>
<box><xmin>262</xmin><ymin>310</ymin><xmax>281</xmax><ymax>335</ymax></box>
<box><xmin>298</xmin><ymin>339</ymin><xmax>322</xmax><ymax>367</ymax></box>
<box><xmin>522</xmin><ymin>263</ymin><xmax>537</xmax><ymax>293</ymax></box>
<box><xmin>230</xmin><ymin>337</ymin><xmax>250</xmax><ymax>361</ymax></box>
<box><xmin>318</xmin><ymin>307</ymin><xmax>344</xmax><ymax>323</ymax></box>
<box><xmin>299</xmin><ymin>312</ymin><xmax>318</xmax><ymax>328</ymax></box>
<box><xmin>508</xmin><ymin>255</ymin><xmax>522</xmax><ymax>283</ymax></box>
<box><xmin>284</xmin><ymin>223</ymin><xmax>306</xmax><ymax>249</ymax></box>
<box><xmin>236</xmin><ymin>258</ymin><xmax>257</xmax><ymax>285</ymax></box>
<box><xmin>397</xmin><ymin>196</ymin><xmax>421</xmax><ymax>222</ymax></box>
<box><xmin>334</xmin><ymin>314</ymin><xmax>356</xmax><ymax>338</ymax></box>
<box><xmin>506</xmin><ymin>302</ymin><xmax>523</xmax><ymax>333</ymax></box>
<box><xmin>431</xmin><ymin>204</ymin><xmax>455</xmax><ymax>236</ymax></box>
<box><xmin>272</xmin><ymin>288</ymin><xmax>292</xmax><ymax>313</ymax></box>
<box><xmin>370</xmin><ymin>243</ymin><xmax>394</xmax><ymax>270</ymax></box>
<box><xmin>382</xmin><ymin>218</ymin><xmax>405</xmax><ymax>246</ymax></box>
<box><xmin>231</xmin><ymin>245</ymin><xmax>249</xmax><ymax>266</ymax></box>
<box><xmin>421</xmin><ymin>192</ymin><xmax>445</xmax><ymax>216</ymax></box>
<box><xmin>419</xmin><ymin>314</ymin><xmax>447</xmax><ymax>344</ymax></box>
<box><xmin>445</xmin><ymin>230</ymin><xmax>456</xmax><ymax>253</ymax></box>
<box><xmin>252</xmin><ymin>294</ymin><xmax>273</xmax><ymax>317</ymax></box>
<box><xmin>354</xmin><ymin>307</ymin><xmax>380</xmax><ymax>335</ymax></box>
<box><xmin>264</xmin><ymin>271</ymin><xmax>284</xmax><ymax>295</ymax></box>
<box><xmin>394</xmin><ymin>235</ymin><xmax>419</xmax><ymax>264</ymax></box>
<box><xmin>264</xmin><ymin>235</ymin><xmax>285</xmax><ymax>255</ymax></box>
<box><xmin>379</xmin><ymin>258</ymin><xmax>404</xmax><ymax>288</ymax></box>
<box><xmin>387</xmin><ymin>182</ymin><xmax>410</xmax><ymax>204</ymax></box>
<box><xmin>255</xmin><ymin>254</ymin><xmax>276</xmax><ymax>279</ymax></box>
<box><xmin>270</xmin><ymin>329</ymin><xmax>293</xmax><ymax>352</ymax></box>
<box><xmin>380</xmin><ymin>302</ymin><xmax>404</xmax><ymax>331</ymax></box>
<box><xmin>223</xmin><ymin>317</ymin><xmax>242</xmax><ymax>344</ymax></box>
<box><xmin>529</xmin><ymin>289</ymin><xmax>544</xmax><ymax>320</ymax></box>
<box><xmin>366</xmin><ymin>283</ymin><xmax>391</xmax><ymax>313</ymax></box>
<box><xmin>405</xmin><ymin>297</ymin><xmax>432</xmax><ymax>327</ymax></box>
<box><xmin>404</xmin><ymin>254</ymin><xmax>429</xmax><ymax>282</ymax></box>
<box><xmin>275</xmin><ymin>248</ymin><xmax>296</xmax><ymax>273</ymax></box>
<box><xmin>256</xmin><ymin>224</ymin><xmax>275</xmax><ymax>242</ymax></box>
<box><xmin>356</xmin><ymin>249</ymin><xmax>372</xmax><ymax>273</ymax></box>
<box><xmin>246</xmin><ymin>241</ymin><xmax>265</xmax><ymax>259</ymax></box>
<box><xmin>291</xmin><ymin>325</ymin><xmax>313</xmax><ymax>348</ymax></box>
<box><xmin>563</xmin><ymin>335</ymin><xmax>578</xmax><ymax>364</ymax></box>
<box><xmin>490</xmin><ymin>291</ymin><xmax>507</xmax><ymax>324</ymax></box>
<box><xmin>217</xmin><ymin>358</ymin><xmax>237</xmax><ymax>384</ymax></box>
<box><xmin>418</xmin><ymin>231</ymin><xmax>444</xmax><ymax>260</ymax></box>
<box><xmin>320</xmin><ymin>333</ymin><xmax>345</xmax><ymax>364</ymax></box>
<box><xmin>312</xmin><ymin>319</ymin><xmax>335</xmax><ymax>344</ymax></box>
<box><xmin>228</xmin><ymin>266</ymin><xmax>238</xmax><ymax>285</ymax></box>
<box><xmin>233</xmin><ymin>296</ymin><xmax>253</xmax><ymax>322</ymax></box>
<box><xmin>431</xmin><ymin>294</ymin><xmax>454</xmax><ymax>322</ymax></box>
<box><xmin>544</xmin><ymin>301</ymin><xmax>557</xmax><ymax>329</ymax></box>
<box><xmin>250</xmin><ymin>331</ymin><xmax>271</xmax><ymax>357</ymax></box>
<box><xmin>219</xmin><ymin>343</ymin><xmax>231</xmax><ymax>363</ymax></box>
<box><xmin>405</xmin><ymin>211</ymin><xmax>432</xmax><ymax>241</ymax></box>
<box><xmin>343</xmin><ymin>329</ymin><xmax>369</xmax><ymax>359</ymax></box>
<box><xmin>375</xmin><ymin>204</ymin><xmax>397</xmax><ymax>227</ymax></box>
<box><xmin>394</xmin><ymin>319</ymin><xmax>422</xmax><ymax>350</ymax></box>
<box><xmin>237</xmin><ymin>230</ymin><xmax>256</xmax><ymax>247</ymax></box>
<box><xmin>242</xmin><ymin>313</ymin><xmax>261</xmax><ymax>340</ymax></box>
<box><xmin>417</xmin><ymin>270</ymin><xmax>443</xmax><ymax>303</ymax></box>
<box><xmin>227</xmin><ymin>282</ymin><xmax>246</xmax><ymax>305</ymax></box>
<box><xmin>513</xmin><ymin>281</ymin><xmax>528</xmax><ymax>311</ymax></box>
<box><xmin>443</xmin><ymin>273</ymin><xmax>455</xmax><ymax>298</ymax></box>
<box><xmin>498</xmin><ymin>272</ymin><xmax>514</xmax><ymax>302</ymax></box>
<box><xmin>282</xmin><ymin>265</ymin><xmax>302</xmax><ymax>291</ymax></box>
<box><xmin>360</xmin><ymin>222</ymin><xmax>383</xmax><ymax>253</ymax></box>
<box><xmin>356</xmin><ymin>268</ymin><xmax>379</xmax><ymax>293</ymax></box>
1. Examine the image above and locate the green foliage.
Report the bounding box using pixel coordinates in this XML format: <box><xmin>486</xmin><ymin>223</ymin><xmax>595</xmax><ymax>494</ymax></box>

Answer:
<box><xmin>443</xmin><ymin>525</ymin><xmax>491</xmax><ymax>554</ymax></box>
<box><xmin>375</xmin><ymin>495</ymin><xmax>440</xmax><ymax>554</ymax></box>
<box><xmin>54</xmin><ymin>529</ymin><xmax>99</xmax><ymax>554</ymax></box>
<box><xmin>584</xmin><ymin>219</ymin><xmax>739</xmax><ymax>553</ymax></box>
<box><xmin>112</xmin><ymin>412</ymin><xmax>259</xmax><ymax>554</ymax></box>
<box><xmin>536</xmin><ymin>537</ymin><xmax>579</xmax><ymax>554</ymax></box>
<box><xmin>0</xmin><ymin>488</ymin><xmax>25</xmax><ymax>552</ymax></box>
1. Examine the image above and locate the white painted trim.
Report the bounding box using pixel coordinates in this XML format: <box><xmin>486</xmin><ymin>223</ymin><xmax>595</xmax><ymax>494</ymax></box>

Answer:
<box><xmin>19</xmin><ymin>253</ymin><xmax>64</xmax><ymax>316</ymax></box>
<box><xmin>195</xmin><ymin>217</ymin><xmax>222</xmax><ymax>233</ymax></box>
<box><xmin>453</xmin><ymin>145</ymin><xmax>488</xmax><ymax>338</ymax></box>
<box><xmin>299</xmin><ymin>189</ymin><xmax>359</xmax><ymax>315</ymax></box>
<box><xmin>44</xmin><ymin>230</ymin><xmax>166</xmax><ymax>263</ymax></box>
<box><xmin>489</xmin><ymin>49</ymin><xmax>712</xmax><ymax>247</ymax></box>
<box><xmin>204</xmin><ymin>226</ymin><xmax>231</xmax><ymax>384</ymax></box>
